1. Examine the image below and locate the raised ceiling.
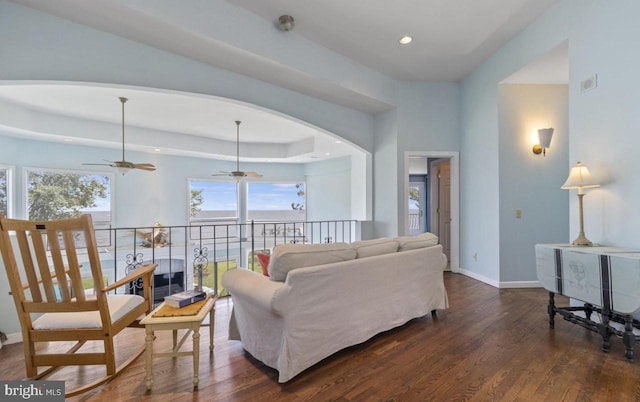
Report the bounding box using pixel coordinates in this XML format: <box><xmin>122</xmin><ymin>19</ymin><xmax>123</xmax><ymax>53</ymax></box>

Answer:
<box><xmin>3</xmin><ymin>0</ymin><xmax>562</xmax><ymax>163</ymax></box>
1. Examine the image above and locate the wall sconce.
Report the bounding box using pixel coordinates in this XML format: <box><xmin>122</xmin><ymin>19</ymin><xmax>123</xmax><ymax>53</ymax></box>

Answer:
<box><xmin>532</xmin><ymin>128</ymin><xmax>554</xmax><ymax>156</ymax></box>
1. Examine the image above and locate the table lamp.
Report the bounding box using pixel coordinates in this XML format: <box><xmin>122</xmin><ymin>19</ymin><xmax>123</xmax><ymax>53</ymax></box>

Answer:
<box><xmin>561</xmin><ymin>161</ymin><xmax>600</xmax><ymax>246</ymax></box>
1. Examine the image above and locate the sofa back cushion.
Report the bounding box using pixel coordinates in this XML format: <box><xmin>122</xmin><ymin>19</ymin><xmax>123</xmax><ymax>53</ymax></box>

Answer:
<box><xmin>395</xmin><ymin>232</ymin><xmax>439</xmax><ymax>251</ymax></box>
<box><xmin>351</xmin><ymin>238</ymin><xmax>399</xmax><ymax>258</ymax></box>
<box><xmin>268</xmin><ymin>243</ymin><xmax>357</xmax><ymax>281</ymax></box>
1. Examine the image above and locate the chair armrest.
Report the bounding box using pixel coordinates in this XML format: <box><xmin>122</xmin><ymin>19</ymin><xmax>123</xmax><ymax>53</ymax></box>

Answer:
<box><xmin>103</xmin><ymin>263</ymin><xmax>157</xmax><ymax>292</ymax></box>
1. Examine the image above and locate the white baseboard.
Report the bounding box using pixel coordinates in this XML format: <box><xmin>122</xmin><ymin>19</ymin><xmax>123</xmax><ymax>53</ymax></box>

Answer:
<box><xmin>456</xmin><ymin>268</ymin><xmax>500</xmax><ymax>288</ymax></box>
<box><xmin>499</xmin><ymin>280</ymin><xmax>541</xmax><ymax>289</ymax></box>
<box><xmin>1</xmin><ymin>332</ymin><xmax>22</xmax><ymax>347</ymax></box>
<box><xmin>455</xmin><ymin>269</ymin><xmax>541</xmax><ymax>289</ymax></box>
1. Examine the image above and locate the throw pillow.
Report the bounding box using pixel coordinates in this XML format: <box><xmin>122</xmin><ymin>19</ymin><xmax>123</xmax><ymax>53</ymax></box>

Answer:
<box><xmin>268</xmin><ymin>243</ymin><xmax>357</xmax><ymax>281</ymax></box>
<box><xmin>256</xmin><ymin>252</ymin><xmax>270</xmax><ymax>277</ymax></box>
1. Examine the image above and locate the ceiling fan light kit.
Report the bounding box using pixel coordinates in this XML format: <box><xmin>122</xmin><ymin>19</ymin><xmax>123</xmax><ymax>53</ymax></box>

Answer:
<box><xmin>83</xmin><ymin>97</ymin><xmax>156</xmax><ymax>175</ymax></box>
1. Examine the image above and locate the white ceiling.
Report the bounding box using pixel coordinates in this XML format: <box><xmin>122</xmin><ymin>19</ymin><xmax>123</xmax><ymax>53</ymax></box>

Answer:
<box><xmin>229</xmin><ymin>0</ymin><xmax>560</xmax><ymax>81</ymax></box>
<box><xmin>3</xmin><ymin>0</ymin><xmax>565</xmax><ymax>163</ymax></box>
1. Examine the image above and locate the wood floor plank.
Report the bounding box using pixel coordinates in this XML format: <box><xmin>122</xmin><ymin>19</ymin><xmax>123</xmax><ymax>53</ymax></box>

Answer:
<box><xmin>1</xmin><ymin>272</ymin><xmax>640</xmax><ymax>401</ymax></box>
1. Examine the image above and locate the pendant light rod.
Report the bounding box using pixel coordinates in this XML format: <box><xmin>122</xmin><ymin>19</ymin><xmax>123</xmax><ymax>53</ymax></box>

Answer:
<box><xmin>236</xmin><ymin>120</ymin><xmax>241</xmax><ymax>172</ymax></box>
<box><xmin>119</xmin><ymin>97</ymin><xmax>128</xmax><ymax>162</ymax></box>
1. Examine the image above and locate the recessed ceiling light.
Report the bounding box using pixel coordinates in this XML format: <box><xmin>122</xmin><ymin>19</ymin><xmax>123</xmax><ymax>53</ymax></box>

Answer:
<box><xmin>399</xmin><ymin>36</ymin><xmax>413</xmax><ymax>45</ymax></box>
<box><xmin>324</xmin><ymin>152</ymin><xmax>331</xmax><ymax>156</ymax></box>
<box><xmin>154</xmin><ymin>148</ymin><xmax>161</xmax><ymax>152</ymax></box>
<box><xmin>335</xmin><ymin>140</ymin><xmax>342</xmax><ymax>144</ymax></box>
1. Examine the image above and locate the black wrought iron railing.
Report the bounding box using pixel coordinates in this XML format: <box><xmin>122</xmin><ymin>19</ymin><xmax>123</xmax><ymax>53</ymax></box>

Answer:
<box><xmin>91</xmin><ymin>219</ymin><xmax>359</xmax><ymax>302</ymax></box>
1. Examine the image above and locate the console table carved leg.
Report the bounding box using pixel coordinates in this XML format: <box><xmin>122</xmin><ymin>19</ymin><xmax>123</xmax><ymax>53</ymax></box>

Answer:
<box><xmin>193</xmin><ymin>329</ymin><xmax>200</xmax><ymax>387</ymax></box>
<box><xmin>584</xmin><ymin>303</ymin><xmax>593</xmax><ymax>321</ymax></box>
<box><xmin>145</xmin><ymin>330</ymin><xmax>154</xmax><ymax>390</ymax></box>
<box><xmin>600</xmin><ymin>307</ymin><xmax>611</xmax><ymax>353</ymax></box>
<box><xmin>623</xmin><ymin>314</ymin><xmax>635</xmax><ymax>362</ymax></box>
<box><xmin>548</xmin><ymin>292</ymin><xmax>556</xmax><ymax>329</ymax></box>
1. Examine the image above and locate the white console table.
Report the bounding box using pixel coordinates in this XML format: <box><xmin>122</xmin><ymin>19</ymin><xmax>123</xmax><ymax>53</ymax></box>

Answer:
<box><xmin>535</xmin><ymin>244</ymin><xmax>640</xmax><ymax>361</ymax></box>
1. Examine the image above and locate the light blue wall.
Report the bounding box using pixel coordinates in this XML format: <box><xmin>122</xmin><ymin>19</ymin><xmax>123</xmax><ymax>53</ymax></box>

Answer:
<box><xmin>0</xmin><ymin>134</ymin><xmax>315</xmax><ymax>227</ymax></box>
<box><xmin>461</xmin><ymin>0</ymin><xmax>640</xmax><ymax>283</ymax></box>
<box><xmin>567</xmin><ymin>1</ymin><xmax>640</xmax><ymax>249</ymax></box>
<box><xmin>396</xmin><ymin>82</ymin><xmax>460</xmax><ymax>235</ymax></box>
<box><xmin>372</xmin><ymin>109</ymin><xmax>399</xmax><ymax>238</ymax></box>
<box><xmin>498</xmin><ymin>84</ymin><xmax>569</xmax><ymax>283</ymax></box>
<box><xmin>304</xmin><ymin>156</ymin><xmax>352</xmax><ymax>222</ymax></box>
<box><xmin>460</xmin><ymin>0</ymin><xmax>574</xmax><ymax>283</ymax></box>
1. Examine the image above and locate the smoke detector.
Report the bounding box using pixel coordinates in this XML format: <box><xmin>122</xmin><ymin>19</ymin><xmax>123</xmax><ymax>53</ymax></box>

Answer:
<box><xmin>278</xmin><ymin>15</ymin><xmax>295</xmax><ymax>31</ymax></box>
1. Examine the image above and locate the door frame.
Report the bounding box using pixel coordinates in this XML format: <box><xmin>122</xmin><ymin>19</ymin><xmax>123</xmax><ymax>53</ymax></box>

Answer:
<box><xmin>403</xmin><ymin>151</ymin><xmax>459</xmax><ymax>273</ymax></box>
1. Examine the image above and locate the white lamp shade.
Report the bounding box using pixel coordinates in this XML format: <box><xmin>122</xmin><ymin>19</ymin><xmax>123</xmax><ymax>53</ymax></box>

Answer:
<box><xmin>561</xmin><ymin>161</ymin><xmax>600</xmax><ymax>189</ymax></box>
<box><xmin>538</xmin><ymin>128</ymin><xmax>554</xmax><ymax>148</ymax></box>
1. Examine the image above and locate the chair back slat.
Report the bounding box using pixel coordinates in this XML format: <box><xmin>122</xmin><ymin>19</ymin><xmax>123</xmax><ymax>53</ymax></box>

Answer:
<box><xmin>28</xmin><ymin>228</ymin><xmax>58</xmax><ymax>303</ymax></box>
<box><xmin>62</xmin><ymin>229</ymin><xmax>87</xmax><ymax>302</ymax></box>
<box><xmin>47</xmin><ymin>228</ymin><xmax>72</xmax><ymax>302</ymax></box>
<box><xmin>82</xmin><ymin>215</ymin><xmax>106</xmax><ymax>294</ymax></box>
<box><xmin>14</xmin><ymin>231</ymin><xmax>43</xmax><ymax>302</ymax></box>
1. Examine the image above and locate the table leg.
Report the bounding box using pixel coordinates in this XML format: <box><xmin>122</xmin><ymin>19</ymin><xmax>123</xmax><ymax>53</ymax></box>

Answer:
<box><xmin>145</xmin><ymin>328</ymin><xmax>154</xmax><ymax>390</ymax></box>
<box><xmin>624</xmin><ymin>314</ymin><xmax>635</xmax><ymax>361</ymax></box>
<box><xmin>172</xmin><ymin>329</ymin><xmax>178</xmax><ymax>351</ymax></box>
<box><xmin>548</xmin><ymin>292</ymin><xmax>556</xmax><ymax>329</ymax></box>
<box><xmin>209</xmin><ymin>306</ymin><xmax>215</xmax><ymax>352</ymax></box>
<box><xmin>193</xmin><ymin>328</ymin><xmax>200</xmax><ymax>387</ymax></box>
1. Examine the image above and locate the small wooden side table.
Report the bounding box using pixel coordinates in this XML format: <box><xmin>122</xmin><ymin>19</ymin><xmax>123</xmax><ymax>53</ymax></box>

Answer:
<box><xmin>140</xmin><ymin>295</ymin><xmax>217</xmax><ymax>390</ymax></box>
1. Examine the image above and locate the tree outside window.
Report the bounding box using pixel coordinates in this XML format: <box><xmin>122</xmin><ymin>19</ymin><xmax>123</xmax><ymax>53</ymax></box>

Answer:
<box><xmin>0</xmin><ymin>169</ymin><xmax>7</xmax><ymax>217</ymax></box>
<box><xmin>26</xmin><ymin>169</ymin><xmax>111</xmax><ymax>226</ymax></box>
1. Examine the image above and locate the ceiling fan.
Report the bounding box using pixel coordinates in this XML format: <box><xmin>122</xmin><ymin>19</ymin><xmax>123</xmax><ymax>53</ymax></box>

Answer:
<box><xmin>83</xmin><ymin>97</ymin><xmax>156</xmax><ymax>175</ymax></box>
<box><xmin>213</xmin><ymin>120</ymin><xmax>263</xmax><ymax>179</ymax></box>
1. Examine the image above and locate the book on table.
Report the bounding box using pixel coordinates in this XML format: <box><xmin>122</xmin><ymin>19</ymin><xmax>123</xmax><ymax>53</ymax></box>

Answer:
<box><xmin>164</xmin><ymin>290</ymin><xmax>207</xmax><ymax>308</ymax></box>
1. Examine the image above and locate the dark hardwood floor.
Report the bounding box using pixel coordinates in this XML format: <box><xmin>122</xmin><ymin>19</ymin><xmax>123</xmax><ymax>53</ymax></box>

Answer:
<box><xmin>2</xmin><ymin>273</ymin><xmax>640</xmax><ymax>401</ymax></box>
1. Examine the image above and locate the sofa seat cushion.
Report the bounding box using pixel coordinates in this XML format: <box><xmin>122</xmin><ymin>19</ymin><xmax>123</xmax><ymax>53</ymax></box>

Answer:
<box><xmin>396</xmin><ymin>232</ymin><xmax>439</xmax><ymax>251</ymax></box>
<box><xmin>351</xmin><ymin>238</ymin><xmax>399</xmax><ymax>258</ymax></box>
<box><xmin>268</xmin><ymin>243</ymin><xmax>357</xmax><ymax>281</ymax></box>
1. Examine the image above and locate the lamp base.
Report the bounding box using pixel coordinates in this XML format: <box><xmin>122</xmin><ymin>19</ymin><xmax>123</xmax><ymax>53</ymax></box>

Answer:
<box><xmin>572</xmin><ymin>233</ymin><xmax>593</xmax><ymax>247</ymax></box>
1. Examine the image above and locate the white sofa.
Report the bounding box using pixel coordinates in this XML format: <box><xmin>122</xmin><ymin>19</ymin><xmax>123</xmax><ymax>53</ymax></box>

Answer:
<box><xmin>221</xmin><ymin>233</ymin><xmax>449</xmax><ymax>383</ymax></box>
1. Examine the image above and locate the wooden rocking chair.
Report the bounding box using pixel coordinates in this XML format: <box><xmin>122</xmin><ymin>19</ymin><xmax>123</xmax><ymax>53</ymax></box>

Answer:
<box><xmin>0</xmin><ymin>214</ymin><xmax>157</xmax><ymax>397</ymax></box>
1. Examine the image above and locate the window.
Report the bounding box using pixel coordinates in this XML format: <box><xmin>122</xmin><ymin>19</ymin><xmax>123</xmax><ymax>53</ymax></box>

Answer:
<box><xmin>247</xmin><ymin>182</ymin><xmax>306</xmax><ymax>222</ymax></box>
<box><xmin>188</xmin><ymin>180</ymin><xmax>238</xmax><ymax>224</ymax></box>
<box><xmin>0</xmin><ymin>166</ymin><xmax>12</xmax><ymax>217</ymax></box>
<box><xmin>25</xmin><ymin>168</ymin><xmax>112</xmax><ymax>228</ymax></box>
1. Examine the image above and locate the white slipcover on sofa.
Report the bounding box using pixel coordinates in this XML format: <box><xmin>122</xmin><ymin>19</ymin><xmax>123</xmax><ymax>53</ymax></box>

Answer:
<box><xmin>221</xmin><ymin>233</ymin><xmax>449</xmax><ymax>382</ymax></box>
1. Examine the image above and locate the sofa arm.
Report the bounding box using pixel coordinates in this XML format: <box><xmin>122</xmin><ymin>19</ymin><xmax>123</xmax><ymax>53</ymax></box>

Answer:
<box><xmin>222</xmin><ymin>268</ymin><xmax>286</xmax><ymax>312</ymax></box>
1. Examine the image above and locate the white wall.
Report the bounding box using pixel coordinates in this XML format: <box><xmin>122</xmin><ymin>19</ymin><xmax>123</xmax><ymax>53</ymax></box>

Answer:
<box><xmin>498</xmin><ymin>84</ymin><xmax>569</xmax><ymax>283</ymax></box>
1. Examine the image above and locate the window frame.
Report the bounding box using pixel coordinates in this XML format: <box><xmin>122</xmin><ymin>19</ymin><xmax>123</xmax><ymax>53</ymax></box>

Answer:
<box><xmin>187</xmin><ymin>178</ymin><xmax>239</xmax><ymax>225</ymax></box>
<box><xmin>23</xmin><ymin>166</ymin><xmax>114</xmax><ymax>225</ymax></box>
<box><xmin>0</xmin><ymin>164</ymin><xmax>14</xmax><ymax>218</ymax></box>
<box><xmin>246</xmin><ymin>180</ymin><xmax>307</xmax><ymax>223</ymax></box>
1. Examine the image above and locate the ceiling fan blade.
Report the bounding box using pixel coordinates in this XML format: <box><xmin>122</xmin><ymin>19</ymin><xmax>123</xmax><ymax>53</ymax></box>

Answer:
<box><xmin>133</xmin><ymin>163</ymin><xmax>156</xmax><ymax>171</ymax></box>
<box><xmin>244</xmin><ymin>171</ymin><xmax>263</xmax><ymax>178</ymax></box>
<box><xmin>211</xmin><ymin>171</ymin><xmax>231</xmax><ymax>176</ymax></box>
<box><xmin>82</xmin><ymin>163</ymin><xmax>114</xmax><ymax>167</ymax></box>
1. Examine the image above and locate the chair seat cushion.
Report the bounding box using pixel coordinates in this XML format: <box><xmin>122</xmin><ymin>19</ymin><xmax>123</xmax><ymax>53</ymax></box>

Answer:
<box><xmin>33</xmin><ymin>294</ymin><xmax>146</xmax><ymax>330</ymax></box>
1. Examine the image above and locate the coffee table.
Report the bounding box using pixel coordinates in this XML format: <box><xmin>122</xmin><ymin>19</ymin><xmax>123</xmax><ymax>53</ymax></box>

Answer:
<box><xmin>140</xmin><ymin>294</ymin><xmax>217</xmax><ymax>390</ymax></box>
